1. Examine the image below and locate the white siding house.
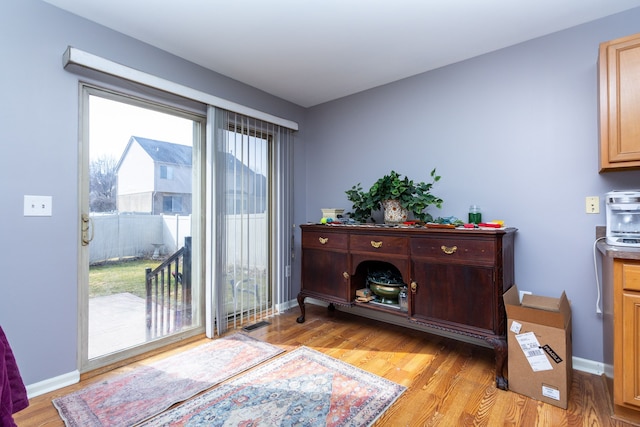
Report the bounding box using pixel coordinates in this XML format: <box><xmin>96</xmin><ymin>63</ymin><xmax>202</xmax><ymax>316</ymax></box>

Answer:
<box><xmin>116</xmin><ymin>137</ymin><xmax>192</xmax><ymax>214</ymax></box>
<box><xmin>116</xmin><ymin>136</ymin><xmax>267</xmax><ymax>215</ymax></box>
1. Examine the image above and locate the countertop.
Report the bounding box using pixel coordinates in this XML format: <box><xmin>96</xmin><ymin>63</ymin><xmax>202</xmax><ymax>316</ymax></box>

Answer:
<box><xmin>597</xmin><ymin>239</ymin><xmax>640</xmax><ymax>260</ymax></box>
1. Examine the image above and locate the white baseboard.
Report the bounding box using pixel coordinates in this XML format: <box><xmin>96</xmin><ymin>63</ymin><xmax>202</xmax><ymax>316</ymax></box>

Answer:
<box><xmin>330</xmin><ymin>301</ymin><xmax>609</xmax><ymax>378</ymax></box>
<box><xmin>572</xmin><ymin>356</ymin><xmax>606</xmax><ymax>376</ymax></box>
<box><xmin>275</xmin><ymin>298</ymin><xmax>299</xmax><ymax>312</ymax></box>
<box><xmin>26</xmin><ymin>370</ymin><xmax>79</xmax><ymax>398</ymax></box>
<box><xmin>25</xmin><ymin>358</ymin><xmax>606</xmax><ymax>399</ymax></box>
<box><xmin>24</xmin><ymin>301</ymin><xmax>607</xmax><ymax>398</ymax></box>
<box><xmin>25</xmin><ymin>299</ymin><xmax>298</xmax><ymax>397</ymax></box>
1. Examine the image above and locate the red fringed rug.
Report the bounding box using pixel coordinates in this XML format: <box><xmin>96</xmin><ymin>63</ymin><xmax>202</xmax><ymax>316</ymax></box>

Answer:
<box><xmin>139</xmin><ymin>346</ymin><xmax>406</xmax><ymax>427</ymax></box>
<box><xmin>53</xmin><ymin>333</ymin><xmax>283</xmax><ymax>426</ymax></box>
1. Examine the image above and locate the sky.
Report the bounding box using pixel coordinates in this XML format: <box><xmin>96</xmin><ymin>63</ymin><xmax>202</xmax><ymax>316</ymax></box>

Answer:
<box><xmin>88</xmin><ymin>94</ymin><xmax>267</xmax><ymax>175</ymax></box>
<box><xmin>89</xmin><ymin>95</ymin><xmax>194</xmax><ymax>161</ymax></box>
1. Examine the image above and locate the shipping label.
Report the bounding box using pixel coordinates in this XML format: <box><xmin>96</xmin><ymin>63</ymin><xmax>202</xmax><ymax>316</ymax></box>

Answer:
<box><xmin>514</xmin><ymin>331</ymin><xmax>553</xmax><ymax>371</ymax></box>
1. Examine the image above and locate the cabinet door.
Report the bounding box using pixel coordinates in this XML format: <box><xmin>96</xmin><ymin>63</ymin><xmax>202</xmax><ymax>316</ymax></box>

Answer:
<box><xmin>412</xmin><ymin>261</ymin><xmax>496</xmax><ymax>333</ymax></box>
<box><xmin>599</xmin><ymin>33</ymin><xmax>640</xmax><ymax>171</ymax></box>
<box><xmin>622</xmin><ymin>291</ymin><xmax>640</xmax><ymax>408</ymax></box>
<box><xmin>301</xmin><ymin>248</ymin><xmax>350</xmax><ymax>303</ymax></box>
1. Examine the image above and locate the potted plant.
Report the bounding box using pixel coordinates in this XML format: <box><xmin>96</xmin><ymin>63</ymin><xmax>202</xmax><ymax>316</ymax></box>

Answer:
<box><xmin>345</xmin><ymin>169</ymin><xmax>443</xmax><ymax>223</ymax></box>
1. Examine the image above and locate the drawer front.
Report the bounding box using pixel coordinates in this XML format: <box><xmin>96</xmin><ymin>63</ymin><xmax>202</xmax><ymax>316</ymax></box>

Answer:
<box><xmin>622</xmin><ymin>262</ymin><xmax>640</xmax><ymax>291</ymax></box>
<box><xmin>302</xmin><ymin>230</ymin><xmax>348</xmax><ymax>250</ymax></box>
<box><xmin>350</xmin><ymin>234</ymin><xmax>408</xmax><ymax>255</ymax></box>
<box><xmin>411</xmin><ymin>236</ymin><xmax>495</xmax><ymax>263</ymax></box>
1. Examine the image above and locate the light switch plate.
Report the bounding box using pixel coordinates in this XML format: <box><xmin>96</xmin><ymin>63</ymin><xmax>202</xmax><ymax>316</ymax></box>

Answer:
<box><xmin>24</xmin><ymin>195</ymin><xmax>52</xmax><ymax>216</ymax></box>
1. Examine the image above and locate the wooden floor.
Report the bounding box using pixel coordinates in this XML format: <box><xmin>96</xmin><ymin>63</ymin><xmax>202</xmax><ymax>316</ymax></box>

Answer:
<box><xmin>13</xmin><ymin>304</ymin><xmax>636</xmax><ymax>426</ymax></box>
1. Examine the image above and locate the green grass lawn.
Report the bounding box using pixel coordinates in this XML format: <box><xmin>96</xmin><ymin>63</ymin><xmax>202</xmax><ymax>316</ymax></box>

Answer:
<box><xmin>89</xmin><ymin>259</ymin><xmax>161</xmax><ymax>298</ymax></box>
<box><xmin>90</xmin><ymin>260</ymin><xmax>269</xmax><ymax>310</ymax></box>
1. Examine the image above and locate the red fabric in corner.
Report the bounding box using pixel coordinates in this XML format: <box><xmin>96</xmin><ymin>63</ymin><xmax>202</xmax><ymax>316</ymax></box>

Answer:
<box><xmin>0</xmin><ymin>326</ymin><xmax>28</xmax><ymax>427</ymax></box>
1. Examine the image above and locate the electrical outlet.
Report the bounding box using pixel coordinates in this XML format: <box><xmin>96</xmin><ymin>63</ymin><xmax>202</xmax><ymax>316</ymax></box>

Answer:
<box><xmin>585</xmin><ymin>196</ymin><xmax>599</xmax><ymax>214</ymax></box>
<box><xmin>24</xmin><ymin>195</ymin><xmax>52</xmax><ymax>216</ymax></box>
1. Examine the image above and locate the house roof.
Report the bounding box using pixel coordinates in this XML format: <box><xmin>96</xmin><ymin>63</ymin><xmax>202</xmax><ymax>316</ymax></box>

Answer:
<box><xmin>117</xmin><ymin>137</ymin><xmax>266</xmax><ymax>184</ymax></box>
<box><xmin>131</xmin><ymin>136</ymin><xmax>192</xmax><ymax>166</ymax></box>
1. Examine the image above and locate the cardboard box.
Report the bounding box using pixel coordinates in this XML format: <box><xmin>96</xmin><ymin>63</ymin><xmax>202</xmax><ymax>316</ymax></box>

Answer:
<box><xmin>503</xmin><ymin>285</ymin><xmax>572</xmax><ymax>408</ymax></box>
<box><xmin>321</xmin><ymin>208</ymin><xmax>344</xmax><ymax>219</ymax></box>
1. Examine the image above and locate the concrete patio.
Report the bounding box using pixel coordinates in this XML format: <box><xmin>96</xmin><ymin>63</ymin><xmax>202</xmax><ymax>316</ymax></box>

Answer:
<box><xmin>88</xmin><ymin>293</ymin><xmax>147</xmax><ymax>359</ymax></box>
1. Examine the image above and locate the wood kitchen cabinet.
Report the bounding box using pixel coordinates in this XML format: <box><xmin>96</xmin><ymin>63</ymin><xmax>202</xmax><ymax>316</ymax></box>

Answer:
<box><xmin>599</xmin><ymin>244</ymin><xmax>640</xmax><ymax>424</ymax></box>
<box><xmin>599</xmin><ymin>32</ymin><xmax>640</xmax><ymax>172</ymax></box>
<box><xmin>297</xmin><ymin>224</ymin><xmax>516</xmax><ymax>389</ymax></box>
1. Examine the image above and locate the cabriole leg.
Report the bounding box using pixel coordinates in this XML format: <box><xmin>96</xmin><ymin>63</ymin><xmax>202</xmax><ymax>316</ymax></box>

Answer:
<box><xmin>296</xmin><ymin>293</ymin><xmax>306</xmax><ymax>323</ymax></box>
<box><xmin>488</xmin><ymin>337</ymin><xmax>508</xmax><ymax>390</ymax></box>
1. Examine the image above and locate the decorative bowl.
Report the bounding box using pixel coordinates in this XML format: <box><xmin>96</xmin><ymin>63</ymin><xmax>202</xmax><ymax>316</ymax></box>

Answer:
<box><xmin>369</xmin><ymin>280</ymin><xmax>402</xmax><ymax>304</ymax></box>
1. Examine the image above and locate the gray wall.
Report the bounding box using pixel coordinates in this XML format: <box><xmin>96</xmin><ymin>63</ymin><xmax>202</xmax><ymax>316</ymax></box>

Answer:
<box><xmin>0</xmin><ymin>0</ymin><xmax>306</xmax><ymax>385</ymax></box>
<box><xmin>4</xmin><ymin>0</ymin><xmax>640</xmax><ymax>388</ymax></box>
<box><xmin>303</xmin><ymin>8</ymin><xmax>640</xmax><ymax>363</ymax></box>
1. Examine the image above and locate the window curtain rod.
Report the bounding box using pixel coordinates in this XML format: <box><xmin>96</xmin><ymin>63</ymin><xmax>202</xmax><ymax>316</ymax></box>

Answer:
<box><xmin>62</xmin><ymin>46</ymin><xmax>299</xmax><ymax>131</ymax></box>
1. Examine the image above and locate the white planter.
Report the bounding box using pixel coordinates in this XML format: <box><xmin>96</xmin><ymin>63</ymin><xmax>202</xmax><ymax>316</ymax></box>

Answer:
<box><xmin>382</xmin><ymin>199</ymin><xmax>408</xmax><ymax>224</ymax></box>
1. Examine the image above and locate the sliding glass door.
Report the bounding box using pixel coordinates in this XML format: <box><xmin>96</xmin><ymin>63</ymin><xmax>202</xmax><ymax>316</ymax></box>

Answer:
<box><xmin>79</xmin><ymin>85</ymin><xmax>205</xmax><ymax>371</ymax></box>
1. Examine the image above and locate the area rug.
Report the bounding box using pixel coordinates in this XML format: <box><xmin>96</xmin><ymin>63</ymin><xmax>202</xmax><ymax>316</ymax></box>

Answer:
<box><xmin>139</xmin><ymin>346</ymin><xmax>406</xmax><ymax>427</ymax></box>
<box><xmin>52</xmin><ymin>333</ymin><xmax>284</xmax><ymax>427</ymax></box>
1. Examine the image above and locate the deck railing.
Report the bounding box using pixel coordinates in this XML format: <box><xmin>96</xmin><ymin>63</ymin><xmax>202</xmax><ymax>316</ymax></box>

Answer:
<box><xmin>145</xmin><ymin>237</ymin><xmax>191</xmax><ymax>339</ymax></box>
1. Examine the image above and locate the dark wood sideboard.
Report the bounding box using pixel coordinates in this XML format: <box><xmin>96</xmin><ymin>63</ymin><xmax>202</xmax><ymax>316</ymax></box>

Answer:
<box><xmin>297</xmin><ymin>223</ymin><xmax>517</xmax><ymax>390</ymax></box>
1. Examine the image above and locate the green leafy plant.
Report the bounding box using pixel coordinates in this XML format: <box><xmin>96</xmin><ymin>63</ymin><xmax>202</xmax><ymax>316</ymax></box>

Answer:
<box><xmin>345</xmin><ymin>169</ymin><xmax>443</xmax><ymax>223</ymax></box>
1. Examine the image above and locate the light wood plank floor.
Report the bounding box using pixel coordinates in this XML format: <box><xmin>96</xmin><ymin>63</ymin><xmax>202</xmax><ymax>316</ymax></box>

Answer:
<box><xmin>13</xmin><ymin>304</ymin><xmax>636</xmax><ymax>426</ymax></box>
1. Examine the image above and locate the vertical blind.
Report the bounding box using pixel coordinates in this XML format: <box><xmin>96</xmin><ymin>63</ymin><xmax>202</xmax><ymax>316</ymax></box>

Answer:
<box><xmin>211</xmin><ymin>107</ymin><xmax>294</xmax><ymax>335</ymax></box>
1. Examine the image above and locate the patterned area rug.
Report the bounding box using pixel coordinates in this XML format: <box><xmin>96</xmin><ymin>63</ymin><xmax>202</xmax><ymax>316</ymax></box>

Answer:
<box><xmin>52</xmin><ymin>333</ymin><xmax>284</xmax><ymax>427</ymax></box>
<box><xmin>139</xmin><ymin>346</ymin><xmax>406</xmax><ymax>426</ymax></box>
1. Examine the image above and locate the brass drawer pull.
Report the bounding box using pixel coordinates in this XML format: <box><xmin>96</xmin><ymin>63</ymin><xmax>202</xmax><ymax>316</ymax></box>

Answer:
<box><xmin>319</xmin><ymin>237</ymin><xmax>328</xmax><ymax>245</ymax></box>
<box><xmin>441</xmin><ymin>245</ymin><xmax>457</xmax><ymax>254</ymax></box>
<box><xmin>343</xmin><ymin>271</ymin><xmax>349</xmax><ymax>279</ymax></box>
<box><xmin>411</xmin><ymin>281</ymin><xmax>418</xmax><ymax>292</ymax></box>
<box><xmin>371</xmin><ymin>240</ymin><xmax>383</xmax><ymax>248</ymax></box>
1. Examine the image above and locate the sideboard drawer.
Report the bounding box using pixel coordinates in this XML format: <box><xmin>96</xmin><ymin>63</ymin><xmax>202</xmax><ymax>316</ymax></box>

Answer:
<box><xmin>411</xmin><ymin>236</ymin><xmax>495</xmax><ymax>263</ymax></box>
<box><xmin>302</xmin><ymin>231</ymin><xmax>348</xmax><ymax>250</ymax></box>
<box><xmin>350</xmin><ymin>234</ymin><xmax>409</xmax><ymax>256</ymax></box>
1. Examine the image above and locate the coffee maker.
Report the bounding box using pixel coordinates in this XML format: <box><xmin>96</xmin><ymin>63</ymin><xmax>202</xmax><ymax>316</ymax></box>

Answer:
<box><xmin>606</xmin><ymin>190</ymin><xmax>640</xmax><ymax>247</ymax></box>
